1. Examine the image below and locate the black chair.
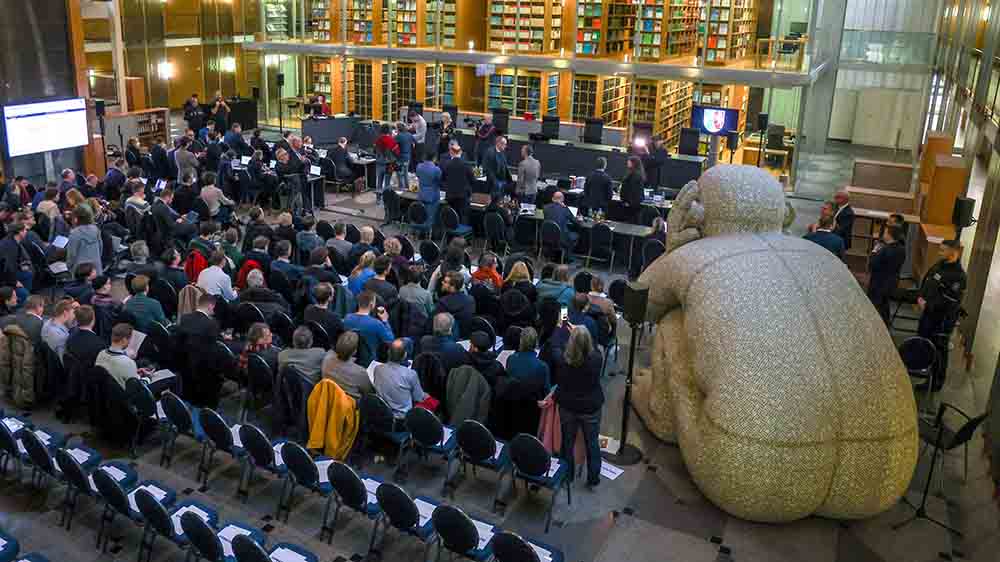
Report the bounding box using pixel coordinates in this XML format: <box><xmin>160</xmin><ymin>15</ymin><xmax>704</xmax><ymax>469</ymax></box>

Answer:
<box><xmin>500</xmin><ymin>289</ymin><xmax>535</xmax><ymax>330</ymax></box>
<box><xmin>373</xmin><ymin>228</ymin><xmax>387</xmax><ymax>253</ymax></box>
<box><xmin>440</xmin><ymin>206</ymin><xmax>473</xmax><ymax>246</ymax></box>
<box><xmin>180</xmin><ymin>511</ymin><xmax>223</xmax><ymax>562</ymax></box>
<box><xmin>135</xmin><ymin>488</ymin><xmax>186</xmax><ymax>562</ymax></box>
<box><xmin>0</xmin><ymin>414</ymin><xmax>28</xmax><ymax>480</ymax></box>
<box><xmin>92</xmin><ymin>468</ymin><xmax>140</xmax><ymax>553</ymax></box>
<box><xmin>639</xmin><ymin>205</ymin><xmax>660</xmax><ymax>227</ymax></box>
<box><xmin>607</xmin><ymin>279</ymin><xmax>626</xmax><ymax>310</ymax></box>
<box><xmin>346</xmin><ymin>223</ymin><xmax>361</xmax><ymax>244</ymax></box>
<box><xmin>276</xmin><ymin>441</ymin><xmax>333</xmax><ymax>524</ymax></box>
<box><xmin>399</xmin><ymin>407</ymin><xmax>456</xmax><ymax>479</ymax></box>
<box><xmin>484</xmin><ymin>212</ymin><xmax>510</xmax><ymax>256</ymax></box>
<box><xmin>587</xmin><ymin>222</ymin><xmax>614</xmax><ymax>270</ymax></box>
<box><xmin>641</xmin><ymin>239</ymin><xmax>666</xmax><ymax>272</ymax></box>
<box><xmin>21</xmin><ymin>429</ymin><xmax>64</xmax><ymax>490</ymax></box>
<box><xmin>305</xmin><ymin>320</ymin><xmax>331</xmax><ymax>349</ymax></box>
<box><xmin>573</xmin><ymin>271</ymin><xmax>593</xmax><ymax>294</ymax></box>
<box><xmin>125</xmin><ymin>272</ymin><xmax>138</xmax><ymax>296</ymax></box>
<box><xmin>55</xmin><ymin>448</ymin><xmax>94</xmax><ymax>530</ymax></box>
<box><xmin>124</xmin><ymin>377</ymin><xmax>160</xmax><ymax>458</ymax></box>
<box><xmin>372</xmin><ymin>483</ymin><xmax>436</xmax><ymax>558</ymax></box>
<box><xmin>242</xmin><ymin>354</ymin><xmax>274</xmax><ymax>423</ymax></box>
<box><xmin>538</xmin><ymin>220</ymin><xmax>564</xmax><ymax>263</ymax></box>
<box><xmin>237</xmin><ymin>424</ymin><xmax>288</xmax><ymax>502</ymax></box>
<box><xmin>316</xmin><ymin>220</ymin><xmax>336</xmax><ymax>241</ymax></box>
<box><xmin>321</xmin><ymin>461</ymin><xmax>381</xmax><ymax>544</ymax></box>
<box><xmin>419</xmin><ymin>240</ymin><xmax>440</xmax><ymax>267</ymax></box>
<box><xmin>500</xmin><ymin>434</ymin><xmax>571</xmax><ymax>532</ymax></box>
<box><xmin>899</xmin><ymin>336</ymin><xmax>938</xmax><ymax>412</ymax></box>
<box><xmin>270</xmin><ymin>311</ymin><xmax>296</xmax><ymax>347</ymax></box>
<box><xmin>431</xmin><ymin>504</ymin><xmax>493</xmax><ymax>561</ymax></box>
<box><xmin>268</xmin><ymin>269</ymin><xmax>295</xmax><ymax>306</ymax></box>
<box><xmin>383</xmin><ymin>189</ymin><xmax>402</xmax><ymax>226</ymax></box>
<box><xmin>150</xmin><ymin>278</ymin><xmax>179</xmax><ymax>320</ymax></box>
<box><xmin>406</xmin><ymin>201</ymin><xmax>431</xmax><ymax>239</ymax></box>
<box><xmin>357</xmin><ymin>394</ymin><xmax>410</xmax><ymax>467</ymax></box>
<box><xmin>445</xmin><ymin>420</ymin><xmax>508</xmax><ymax>507</ymax></box>
<box><xmin>492</xmin><ymin>532</ymin><xmax>563</xmax><ymax>562</ymax></box>
<box><xmin>159</xmin><ymin>391</ymin><xmax>206</xmax><ymax>469</ymax></box>
<box><xmin>234</xmin><ymin>302</ymin><xmax>267</xmax><ymax>337</ymax></box>
<box><xmin>146</xmin><ymin>321</ymin><xmax>175</xmax><ymax>369</ymax></box>
<box><xmin>893</xmin><ymin>403</ymin><xmax>988</xmax><ymax>538</ymax></box>
<box><xmin>469</xmin><ymin>316</ymin><xmax>497</xmax><ymax>350</ymax></box>
<box><xmin>197</xmin><ymin>408</ymin><xmax>246</xmax><ymax>488</ymax></box>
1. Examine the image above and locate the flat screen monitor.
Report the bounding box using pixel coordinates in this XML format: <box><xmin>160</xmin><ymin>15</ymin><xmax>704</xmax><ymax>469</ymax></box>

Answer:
<box><xmin>691</xmin><ymin>104</ymin><xmax>740</xmax><ymax>135</ymax></box>
<box><xmin>789</xmin><ymin>22</ymin><xmax>808</xmax><ymax>35</ymax></box>
<box><xmin>541</xmin><ymin>115</ymin><xmax>560</xmax><ymax>139</ymax></box>
<box><xmin>3</xmin><ymin>98</ymin><xmax>89</xmax><ymax>158</ymax></box>
<box><xmin>583</xmin><ymin>118</ymin><xmax>604</xmax><ymax>144</ymax></box>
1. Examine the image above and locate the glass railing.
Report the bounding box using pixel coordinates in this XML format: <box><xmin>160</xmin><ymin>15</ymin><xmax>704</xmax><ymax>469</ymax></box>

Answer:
<box><xmin>840</xmin><ymin>30</ymin><xmax>936</xmax><ymax>66</ymax></box>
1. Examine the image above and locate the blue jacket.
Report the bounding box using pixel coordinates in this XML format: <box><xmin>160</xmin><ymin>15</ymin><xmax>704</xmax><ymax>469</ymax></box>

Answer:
<box><xmin>344</xmin><ymin>313</ymin><xmax>395</xmax><ymax>359</ymax></box>
<box><xmin>396</xmin><ymin>131</ymin><xmax>415</xmax><ymax>161</ymax></box>
<box><xmin>535</xmin><ymin>280</ymin><xmax>574</xmax><ymax>307</ymax></box>
<box><xmin>416</xmin><ymin>161</ymin><xmax>442</xmax><ymax>203</ymax></box>
<box><xmin>271</xmin><ymin>259</ymin><xmax>304</xmax><ymax>282</ymax></box>
<box><xmin>543</xmin><ymin>203</ymin><xmax>578</xmax><ymax>241</ymax></box>
<box><xmin>505</xmin><ymin>351</ymin><xmax>550</xmax><ymax>390</ymax></box>
<box><xmin>803</xmin><ymin>230</ymin><xmax>845</xmax><ymax>260</ymax></box>
<box><xmin>418</xmin><ymin>334</ymin><xmax>469</xmax><ymax>374</ymax></box>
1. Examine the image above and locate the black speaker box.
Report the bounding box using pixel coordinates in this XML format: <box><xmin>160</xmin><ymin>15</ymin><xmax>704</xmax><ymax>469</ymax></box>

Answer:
<box><xmin>622</xmin><ymin>282</ymin><xmax>650</xmax><ymax>325</ymax></box>
<box><xmin>953</xmin><ymin>197</ymin><xmax>975</xmax><ymax>228</ymax></box>
<box><xmin>95</xmin><ymin>99</ymin><xmax>105</xmax><ymax>117</ymax></box>
<box><xmin>583</xmin><ymin>118</ymin><xmax>604</xmax><ymax>144</ymax></box>
<box><xmin>492</xmin><ymin>107</ymin><xmax>510</xmax><ymax>135</ymax></box>
<box><xmin>726</xmin><ymin>130</ymin><xmax>739</xmax><ymax>150</ymax></box>
<box><xmin>252</xmin><ymin>87</ymin><xmax>260</xmax><ymax>100</ymax></box>
<box><xmin>757</xmin><ymin>112</ymin><xmax>769</xmax><ymax>133</ymax></box>
<box><xmin>277</xmin><ymin>73</ymin><xmax>285</xmax><ymax>87</ymax></box>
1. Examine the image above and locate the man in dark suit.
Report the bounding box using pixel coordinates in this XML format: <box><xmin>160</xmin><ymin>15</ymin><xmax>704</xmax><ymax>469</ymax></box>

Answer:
<box><xmin>867</xmin><ymin>225</ymin><xmax>907</xmax><ymax>325</ymax></box>
<box><xmin>150</xmin><ymin>139</ymin><xmax>171</xmax><ymax>181</ymax></box>
<box><xmin>441</xmin><ymin>142</ymin><xmax>476</xmax><ymax>223</ymax></box>
<box><xmin>583</xmin><ymin>157</ymin><xmax>613</xmax><ymax>215</ymax></box>
<box><xmin>303</xmin><ymin>282</ymin><xmax>344</xmax><ymax>344</ymax></box>
<box><xmin>176</xmin><ymin>294</ymin><xmax>228</xmax><ymax>406</ymax></box>
<box><xmin>543</xmin><ymin>191</ymin><xmax>579</xmax><ymax>259</ymax></box>
<box><xmin>640</xmin><ymin>137</ymin><xmax>669</xmax><ymax>188</ymax></box>
<box><xmin>330</xmin><ymin>137</ymin><xmax>356</xmax><ymax>181</ymax></box>
<box><xmin>152</xmin><ymin>188</ymin><xmax>196</xmax><ymax>243</ymax></box>
<box><xmin>803</xmin><ymin>216</ymin><xmax>845</xmax><ymax>260</ymax></box>
<box><xmin>176</xmin><ymin>293</ymin><xmax>221</xmax><ymax>347</ymax></box>
<box><xmin>435</xmin><ymin>271</ymin><xmax>476</xmax><ymax>338</ymax></box>
<box><xmin>0</xmin><ymin>294</ymin><xmax>45</xmax><ymax>347</ymax></box>
<box><xmin>833</xmin><ymin>190</ymin><xmax>855</xmax><ymax>249</ymax></box>
<box><xmin>481</xmin><ymin>136</ymin><xmax>512</xmax><ymax>198</ymax></box>
<box><xmin>204</xmin><ymin>131</ymin><xmax>226</xmax><ymax>174</ymax></box>
<box><xmin>66</xmin><ymin>305</ymin><xmax>105</xmax><ymax>368</ymax></box>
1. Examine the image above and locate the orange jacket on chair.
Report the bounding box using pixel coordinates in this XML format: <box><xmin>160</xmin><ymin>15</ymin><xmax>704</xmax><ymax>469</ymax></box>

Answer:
<box><xmin>307</xmin><ymin>378</ymin><xmax>360</xmax><ymax>460</ymax></box>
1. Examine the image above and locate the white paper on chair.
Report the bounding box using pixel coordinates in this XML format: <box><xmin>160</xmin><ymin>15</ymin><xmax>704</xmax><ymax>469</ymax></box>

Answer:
<box><xmin>568</xmin><ymin>206</ymin><xmax>579</xmax><ymax>217</ymax></box>
<box><xmin>315</xmin><ymin>459</ymin><xmax>335</xmax><ymax>483</ymax></box>
<box><xmin>273</xmin><ymin>442</ymin><xmax>285</xmax><ymax>465</ymax></box>
<box><xmin>35</xmin><ymin>430</ymin><xmax>51</xmax><ymax>445</ymax></box>
<box><xmin>496</xmin><ymin>350</ymin><xmax>514</xmax><ymax>369</ymax></box>
<box><xmin>155</xmin><ymin>401</ymin><xmax>166</xmax><ymax>420</ymax></box>
<box><xmin>600</xmin><ymin>461</ymin><xmax>624</xmax><ymax>480</ymax></box>
<box><xmin>473</xmin><ymin>519</ymin><xmax>494</xmax><ymax>550</ymax></box>
<box><xmin>230</xmin><ymin>425</ymin><xmax>243</xmax><ymax>448</ymax></box>
<box><xmin>270</xmin><ymin>547</ymin><xmax>309</xmax><ymax>562</ymax></box>
<box><xmin>67</xmin><ymin>447</ymin><xmax>91</xmax><ymax>465</ymax></box>
<box><xmin>128</xmin><ymin>484</ymin><xmax>167</xmax><ymax>512</ymax></box>
<box><xmin>362</xmin><ymin>477</ymin><xmax>380</xmax><ymax>504</ymax></box>
<box><xmin>0</xmin><ymin>538</ymin><xmax>6</xmax><ymax>550</ymax></box>
<box><xmin>493</xmin><ymin>337</ymin><xmax>504</xmax><ymax>352</ymax></box>
<box><xmin>317</xmin><ymin>149</ymin><xmax>328</xmax><ymax>158</ymax></box>
<box><xmin>310</xmin><ymin>165</ymin><xmax>322</xmax><ymax>176</ymax></box>
<box><xmin>51</xmin><ymin>235</ymin><xmax>69</xmax><ymax>249</ymax></box>
<box><xmin>126</xmin><ymin>330</ymin><xmax>147</xmax><ymax>357</ymax></box>
<box><xmin>366</xmin><ymin>361</ymin><xmax>383</xmax><ymax>383</ymax></box>
<box><xmin>241</xmin><ymin>156</ymin><xmax>252</xmax><ymax>165</ymax></box>
<box><xmin>48</xmin><ymin>262</ymin><xmax>68</xmax><ymax>275</ymax></box>
<box><xmin>146</xmin><ymin>369</ymin><xmax>175</xmax><ymax>384</ymax></box>
<box><xmin>493</xmin><ymin>442</ymin><xmax>504</xmax><ymax>460</ymax></box>
<box><xmin>171</xmin><ymin>505</ymin><xmax>210</xmax><ymax>536</ymax></box>
<box><xmin>103</xmin><ymin>465</ymin><xmax>128</xmax><ymax>481</ymax></box>
<box><xmin>530</xmin><ymin>542</ymin><xmax>554</xmax><ymax>562</ymax></box>
<box><xmin>415</xmin><ymin>498</ymin><xmax>435</xmax><ymax>526</ymax></box>
<box><xmin>218</xmin><ymin>524</ymin><xmax>253</xmax><ymax>557</ymax></box>
<box><xmin>440</xmin><ymin>426</ymin><xmax>454</xmax><ymax>446</ymax></box>
<box><xmin>2</xmin><ymin>417</ymin><xmax>24</xmax><ymax>433</ymax></box>
<box><xmin>546</xmin><ymin>458</ymin><xmax>561</xmax><ymax>478</ymax></box>
<box><xmin>457</xmin><ymin>340</ymin><xmax>471</xmax><ymax>351</ymax></box>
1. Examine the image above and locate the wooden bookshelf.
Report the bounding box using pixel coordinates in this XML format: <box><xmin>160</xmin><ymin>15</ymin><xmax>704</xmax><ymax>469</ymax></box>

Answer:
<box><xmin>354</xmin><ymin>61</ymin><xmax>374</xmax><ymax>118</ymax></box>
<box><xmin>599</xmin><ymin>75</ymin><xmax>630</xmax><ymax>127</ymax></box>
<box><xmin>426</xmin><ymin>0</ymin><xmax>458</xmax><ymax>48</ymax></box>
<box><xmin>668</xmin><ymin>0</ymin><xmax>701</xmax><ymax>56</ymax></box>
<box><xmin>348</xmin><ymin>0</ymin><xmax>378</xmax><ymax>44</ymax></box>
<box><xmin>545</xmin><ymin>73</ymin><xmax>560</xmax><ymax>115</ymax></box>
<box><xmin>636</xmin><ymin>0</ymin><xmax>701</xmax><ymax>60</ymax></box>
<box><xmin>310</xmin><ymin>56</ymin><xmax>333</xmax><ymax>97</ymax></box>
<box><xmin>488</xmin><ymin>0</ymin><xmax>563</xmax><ymax>53</ymax></box>
<box><xmin>263</xmin><ymin>0</ymin><xmax>292</xmax><ymax>39</ymax></box>
<box><xmin>657</xmin><ymin>80</ymin><xmax>694</xmax><ymax>148</ymax></box>
<box><xmin>576</xmin><ymin>0</ymin><xmax>636</xmax><ymax>58</ymax></box>
<box><xmin>700</xmin><ymin>0</ymin><xmax>756</xmax><ymax>66</ymax></box>
<box><xmin>309</xmin><ymin>0</ymin><xmax>333</xmax><ymax>42</ymax></box>
<box><xmin>636</xmin><ymin>1</ymin><xmax>665</xmax><ymax>60</ymax></box>
<box><xmin>572</xmin><ymin>75</ymin><xmax>599</xmax><ymax>122</ymax></box>
<box><xmin>488</xmin><ymin>69</ymin><xmax>543</xmax><ymax>116</ymax></box>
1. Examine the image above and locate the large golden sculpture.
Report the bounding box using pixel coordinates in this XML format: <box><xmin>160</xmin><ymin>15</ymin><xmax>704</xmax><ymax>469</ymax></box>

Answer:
<box><xmin>635</xmin><ymin>164</ymin><xmax>918</xmax><ymax>522</ymax></box>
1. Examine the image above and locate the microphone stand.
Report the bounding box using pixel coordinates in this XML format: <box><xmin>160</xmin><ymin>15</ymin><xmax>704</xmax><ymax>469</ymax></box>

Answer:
<box><xmin>602</xmin><ymin>317</ymin><xmax>643</xmax><ymax>466</ymax></box>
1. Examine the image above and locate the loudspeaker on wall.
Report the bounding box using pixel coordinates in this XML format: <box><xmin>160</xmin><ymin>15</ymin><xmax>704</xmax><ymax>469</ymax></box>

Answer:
<box><xmin>953</xmin><ymin>197</ymin><xmax>975</xmax><ymax>228</ymax></box>
<box><xmin>623</xmin><ymin>282</ymin><xmax>650</xmax><ymax>325</ymax></box>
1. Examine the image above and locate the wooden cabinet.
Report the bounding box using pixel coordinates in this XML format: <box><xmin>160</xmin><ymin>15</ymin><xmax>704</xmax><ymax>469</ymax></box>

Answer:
<box><xmin>922</xmin><ymin>154</ymin><xmax>970</xmax><ymax>225</ymax></box>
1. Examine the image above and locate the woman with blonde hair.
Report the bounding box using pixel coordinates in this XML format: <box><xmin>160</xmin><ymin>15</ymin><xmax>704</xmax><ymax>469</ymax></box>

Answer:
<box><xmin>501</xmin><ymin>260</ymin><xmax>537</xmax><ymax>303</ymax></box>
<box><xmin>348</xmin><ymin>250</ymin><xmax>376</xmax><ymax>295</ymax></box>
<box><xmin>553</xmin><ymin>325</ymin><xmax>604</xmax><ymax>488</ymax></box>
<box><xmin>65</xmin><ymin>188</ymin><xmax>86</xmax><ymax>213</ymax></box>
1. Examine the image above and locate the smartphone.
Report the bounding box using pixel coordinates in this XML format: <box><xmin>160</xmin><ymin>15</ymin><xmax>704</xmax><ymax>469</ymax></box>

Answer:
<box><xmin>560</xmin><ymin>307</ymin><xmax>568</xmax><ymax>324</ymax></box>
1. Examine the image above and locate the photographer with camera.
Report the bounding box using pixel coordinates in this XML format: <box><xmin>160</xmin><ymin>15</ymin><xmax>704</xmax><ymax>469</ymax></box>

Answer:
<box><xmin>210</xmin><ymin>90</ymin><xmax>231</xmax><ymax>131</ymax></box>
<box><xmin>437</xmin><ymin>113</ymin><xmax>455</xmax><ymax>157</ymax></box>
<box><xmin>474</xmin><ymin>114</ymin><xmax>497</xmax><ymax>165</ymax></box>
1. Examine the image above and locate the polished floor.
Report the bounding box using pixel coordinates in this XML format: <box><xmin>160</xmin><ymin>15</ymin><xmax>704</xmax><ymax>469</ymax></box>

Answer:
<box><xmin>3</xmin><ymin>141</ymin><xmax>998</xmax><ymax>562</ymax></box>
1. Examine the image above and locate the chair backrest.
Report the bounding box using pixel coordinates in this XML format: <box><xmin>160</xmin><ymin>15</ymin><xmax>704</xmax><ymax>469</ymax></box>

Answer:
<box><xmin>316</xmin><ymin>220</ymin><xmax>336</xmax><ymax>241</ymax></box>
<box><xmin>404</xmin><ymin>407</ymin><xmax>445</xmax><ymax>448</ymax></box>
<box><xmin>383</xmin><ymin>190</ymin><xmax>401</xmax><ymax>222</ymax></box>
<box><xmin>432</xmin><ymin>504</ymin><xmax>480</xmax><ymax>555</ymax></box>
<box><xmin>246</xmin><ymin>354</ymin><xmax>274</xmax><ymax>397</ymax></box>
<box><xmin>55</xmin><ymin>448</ymin><xmax>90</xmax><ymax>493</ymax></box>
<box><xmin>271</xmin><ymin>311</ymin><xmax>296</xmax><ymax>346</ymax></box>
<box><xmin>397</xmin><ymin>235</ymin><xmax>415</xmax><ymax>259</ymax></box>
<box><xmin>491</xmin><ymin>532</ymin><xmax>542</xmax><ymax>562</ymax></box>
<box><xmin>0</xmin><ymin>420</ymin><xmax>18</xmax><ymax>457</ymax></box>
<box><xmin>456</xmin><ymin>419</ymin><xmax>497</xmax><ymax>464</ymax></box>
<box><xmin>642</xmin><ymin>239</ymin><xmax>666</xmax><ymax>269</ymax></box>
<box><xmin>346</xmin><ymin>223</ymin><xmax>361</xmax><ymax>244</ymax></box>
<box><xmin>146</xmin><ymin>321</ymin><xmax>173</xmax><ymax>364</ymax></box>
<box><xmin>161</xmin><ymin>391</ymin><xmax>196</xmax><ymax>435</ymax></box>
<box><xmin>92</xmin><ymin>467</ymin><xmax>131</xmax><ymax>515</ymax></box>
<box><xmin>440</xmin><ymin>206</ymin><xmax>460</xmax><ymax>230</ymax></box>
<box><xmin>200</xmin><ymin>408</ymin><xmax>235</xmax><ymax>452</ymax></box>
<box><xmin>181</xmin><ymin>510</ymin><xmax>223</xmax><ymax>561</ymax></box>
<box><xmin>135</xmin><ymin>487</ymin><xmax>174</xmax><ymax>538</ymax></box>
<box><xmin>540</xmin><ymin>221</ymin><xmax>561</xmax><ymax>245</ymax></box>
<box><xmin>239</xmin><ymin>424</ymin><xmax>275</xmax><ymax>468</ymax></box>
<box><xmin>898</xmin><ymin>337</ymin><xmax>937</xmax><ymax>372</ymax></box>
<box><xmin>412</xmin><ymin>352</ymin><xmax>447</xmax><ymax>403</ymax></box>
<box><xmin>539</xmin><ymin>263</ymin><xmax>555</xmax><ymax>280</ymax></box>
<box><xmin>283</xmin><ymin>441</ymin><xmax>319</xmax><ymax>487</ymax></box>
<box><xmin>377</xmin><ymin>483</ymin><xmax>420</xmax><ymax>531</ymax></box>
<box><xmin>125</xmin><ymin>377</ymin><xmax>157</xmax><ymax>420</ymax></box>
<box><xmin>407</xmin><ymin>201</ymin><xmax>428</xmax><ymax>226</ymax></box>
<box><xmin>508</xmin><ymin>434</ymin><xmax>550</xmax><ymax>478</ymax></box>
<box><xmin>232</xmin><ymin>534</ymin><xmax>271</xmax><ymax>562</ymax></box>
<box><xmin>235</xmin><ymin>303</ymin><xmax>267</xmax><ymax>335</ymax></box>
<box><xmin>590</xmin><ymin>222</ymin><xmax>613</xmax><ymax>252</ymax></box>
<box><xmin>503</xmin><ymin>325</ymin><xmax>522</xmax><ymax>349</ymax></box>
<box><xmin>947</xmin><ymin>413</ymin><xmax>989</xmax><ymax>450</ymax></box>
<box><xmin>269</xmin><ymin>269</ymin><xmax>293</xmax><ymax>302</ymax></box>
<box><xmin>419</xmin><ymin>240</ymin><xmax>440</xmax><ymax>265</ymax></box>
<box><xmin>125</xmin><ymin>272</ymin><xmax>138</xmax><ymax>296</ymax></box>
<box><xmin>358</xmin><ymin>393</ymin><xmax>396</xmax><ymax>435</ymax></box>
<box><xmin>639</xmin><ymin>205</ymin><xmax>660</xmax><ymax>227</ymax></box>
<box><xmin>607</xmin><ymin>279</ymin><xmax>626</xmax><ymax>308</ymax></box>
<box><xmin>304</xmin><ymin>320</ymin><xmax>331</xmax><ymax>349</ymax></box>
<box><xmin>573</xmin><ymin>271</ymin><xmax>593</xmax><ymax>294</ymax></box>
<box><xmin>150</xmin><ymin>278</ymin><xmax>178</xmax><ymax>318</ymax></box>
<box><xmin>484</xmin><ymin>213</ymin><xmax>506</xmax><ymax>243</ymax></box>
<box><xmin>21</xmin><ymin>429</ymin><xmax>56</xmax><ymax>476</ymax></box>
<box><xmin>328</xmin><ymin>461</ymin><xmax>368</xmax><ymax>510</ymax></box>
<box><xmin>373</xmin><ymin>228</ymin><xmax>387</xmax><ymax>252</ymax></box>
<box><xmin>469</xmin><ymin>316</ymin><xmax>496</xmax><ymax>349</ymax></box>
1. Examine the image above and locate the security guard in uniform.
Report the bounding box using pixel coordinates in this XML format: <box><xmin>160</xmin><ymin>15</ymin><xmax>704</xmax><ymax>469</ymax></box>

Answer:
<box><xmin>916</xmin><ymin>239</ymin><xmax>966</xmax><ymax>392</ymax></box>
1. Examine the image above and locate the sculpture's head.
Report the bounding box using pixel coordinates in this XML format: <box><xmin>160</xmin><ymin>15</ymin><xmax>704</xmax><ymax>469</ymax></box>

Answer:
<box><xmin>666</xmin><ymin>164</ymin><xmax>786</xmax><ymax>253</ymax></box>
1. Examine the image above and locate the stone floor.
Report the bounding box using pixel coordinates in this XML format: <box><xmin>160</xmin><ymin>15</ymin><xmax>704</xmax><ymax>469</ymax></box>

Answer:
<box><xmin>4</xmin><ymin>124</ymin><xmax>994</xmax><ymax>561</ymax></box>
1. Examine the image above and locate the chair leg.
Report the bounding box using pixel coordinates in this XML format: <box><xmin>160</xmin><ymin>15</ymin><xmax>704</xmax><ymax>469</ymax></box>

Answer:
<box><xmin>367</xmin><ymin>516</ymin><xmax>381</xmax><ymax>555</ymax></box>
<box><xmin>964</xmin><ymin>443</ymin><xmax>970</xmax><ymax>483</ymax></box>
<box><xmin>321</xmin><ymin>495</ymin><xmax>335</xmax><ymax>543</ymax></box>
<box><xmin>544</xmin><ymin>485</ymin><xmax>559</xmax><ymax>533</ymax></box>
